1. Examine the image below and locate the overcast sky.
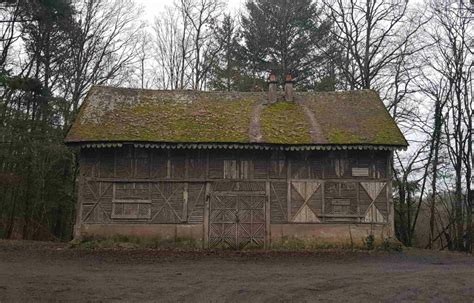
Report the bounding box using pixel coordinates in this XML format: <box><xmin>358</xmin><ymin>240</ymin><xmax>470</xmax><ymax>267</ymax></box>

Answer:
<box><xmin>135</xmin><ymin>0</ymin><xmax>245</xmax><ymax>21</ymax></box>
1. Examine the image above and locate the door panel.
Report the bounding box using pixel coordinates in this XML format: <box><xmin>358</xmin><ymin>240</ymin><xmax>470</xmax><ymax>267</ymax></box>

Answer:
<box><xmin>209</xmin><ymin>182</ymin><xmax>266</xmax><ymax>249</ymax></box>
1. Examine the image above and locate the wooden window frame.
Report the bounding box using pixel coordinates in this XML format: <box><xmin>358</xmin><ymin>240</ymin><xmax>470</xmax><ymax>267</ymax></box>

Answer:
<box><xmin>111</xmin><ymin>183</ymin><xmax>152</xmax><ymax>220</ymax></box>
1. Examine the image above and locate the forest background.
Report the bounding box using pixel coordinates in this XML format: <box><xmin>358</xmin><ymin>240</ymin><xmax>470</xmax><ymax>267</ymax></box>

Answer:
<box><xmin>0</xmin><ymin>0</ymin><xmax>472</xmax><ymax>252</ymax></box>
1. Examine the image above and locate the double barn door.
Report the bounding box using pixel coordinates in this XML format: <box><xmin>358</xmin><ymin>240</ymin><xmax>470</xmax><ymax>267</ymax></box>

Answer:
<box><xmin>208</xmin><ymin>182</ymin><xmax>267</xmax><ymax>249</ymax></box>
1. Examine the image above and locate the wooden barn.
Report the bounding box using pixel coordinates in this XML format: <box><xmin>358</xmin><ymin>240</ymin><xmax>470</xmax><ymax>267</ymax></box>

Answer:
<box><xmin>65</xmin><ymin>78</ymin><xmax>407</xmax><ymax>249</ymax></box>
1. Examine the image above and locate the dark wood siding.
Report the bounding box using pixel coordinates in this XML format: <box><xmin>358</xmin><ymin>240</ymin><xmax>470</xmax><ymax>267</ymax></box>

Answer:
<box><xmin>78</xmin><ymin>146</ymin><xmax>391</xmax><ymax>225</ymax></box>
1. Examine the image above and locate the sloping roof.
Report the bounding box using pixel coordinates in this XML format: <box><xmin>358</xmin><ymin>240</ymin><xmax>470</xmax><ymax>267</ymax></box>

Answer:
<box><xmin>65</xmin><ymin>86</ymin><xmax>407</xmax><ymax>149</ymax></box>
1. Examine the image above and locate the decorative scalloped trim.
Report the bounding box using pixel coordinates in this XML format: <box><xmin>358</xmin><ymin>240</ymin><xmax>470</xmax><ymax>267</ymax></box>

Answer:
<box><xmin>75</xmin><ymin>142</ymin><xmax>406</xmax><ymax>151</ymax></box>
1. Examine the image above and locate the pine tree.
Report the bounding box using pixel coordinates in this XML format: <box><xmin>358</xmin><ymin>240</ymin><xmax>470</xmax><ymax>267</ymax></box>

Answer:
<box><xmin>241</xmin><ymin>0</ymin><xmax>332</xmax><ymax>88</ymax></box>
<box><xmin>208</xmin><ymin>14</ymin><xmax>266</xmax><ymax>91</ymax></box>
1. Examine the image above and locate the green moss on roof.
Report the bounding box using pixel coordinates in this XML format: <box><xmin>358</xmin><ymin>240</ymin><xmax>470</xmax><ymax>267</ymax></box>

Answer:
<box><xmin>303</xmin><ymin>90</ymin><xmax>407</xmax><ymax>146</ymax></box>
<box><xmin>327</xmin><ymin>129</ymin><xmax>361</xmax><ymax>144</ymax></box>
<box><xmin>65</xmin><ymin>86</ymin><xmax>407</xmax><ymax>147</ymax></box>
<box><xmin>68</xmin><ymin>88</ymin><xmax>258</xmax><ymax>143</ymax></box>
<box><xmin>261</xmin><ymin>102</ymin><xmax>312</xmax><ymax>144</ymax></box>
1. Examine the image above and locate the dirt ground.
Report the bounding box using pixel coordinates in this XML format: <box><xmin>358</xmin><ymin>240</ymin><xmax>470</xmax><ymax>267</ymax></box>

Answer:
<box><xmin>0</xmin><ymin>241</ymin><xmax>473</xmax><ymax>302</ymax></box>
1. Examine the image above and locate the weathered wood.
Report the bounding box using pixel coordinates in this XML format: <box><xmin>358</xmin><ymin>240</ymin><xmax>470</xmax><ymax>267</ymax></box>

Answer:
<box><xmin>319</xmin><ymin>214</ymin><xmax>364</xmax><ymax>218</ymax></box>
<box><xmin>76</xmin><ymin>146</ymin><xmax>394</xmax><ymax>244</ymax></box>
<box><xmin>290</xmin><ymin>181</ymin><xmax>321</xmax><ymax>223</ymax></box>
<box><xmin>209</xmin><ymin>183</ymin><xmax>266</xmax><ymax>249</ymax></box>
<box><xmin>387</xmin><ymin>151</ymin><xmax>395</xmax><ymax>236</ymax></box>
<box><xmin>86</xmin><ymin>177</ymin><xmax>390</xmax><ymax>183</ymax></box>
<box><xmin>265</xmin><ymin>181</ymin><xmax>271</xmax><ymax>248</ymax></box>
<box><xmin>187</xmin><ymin>183</ymin><xmax>205</xmax><ymax>224</ymax></box>
<box><xmin>287</xmin><ymin>160</ymin><xmax>292</xmax><ymax>223</ymax></box>
<box><xmin>352</xmin><ymin>167</ymin><xmax>369</xmax><ymax>177</ymax></box>
<box><xmin>211</xmin><ymin>191</ymin><xmax>266</xmax><ymax>196</ymax></box>
<box><xmin>356</xmin><ymin>181</ymin><xmax>361</xmax><ymax>222</ymax></box>
<box><xmin>203</xmin><ymin>182</ymin><xmax>211</xmax><ymax>248</ymax></box>
<box><xmin>360</xmin><ymin>182</ymin><xmax>386</xmax><ymax>202</ymax></box>
<box><xmin>183</xmin><ymin>183</ymin><xmax>188</xmax><ymax>223</ymax></box>
<box><xmin>74</xmin><ymin>160</ymin><xmax>85</xmax><ymax>238</ymax></box>
<box><xmin>269</xmin><ymin>182</ymin><xmax>287</xmax><ymax>223</ymax></box>
<box><xmin>321</xmin><ymin>181</ymin><xmax>325</xmax><ymax>223</ymax></box>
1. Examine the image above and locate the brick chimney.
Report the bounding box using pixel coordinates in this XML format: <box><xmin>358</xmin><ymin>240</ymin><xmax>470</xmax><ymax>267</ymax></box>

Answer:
<box><xmin>284</xmin><ymin>73</ymin><xmax>294</xmax><ymax>102</ymax></box>
<box><xmin>268</xmin><ymin>72</ymin><xmax>277</xmax><ymax>104</ymax></box>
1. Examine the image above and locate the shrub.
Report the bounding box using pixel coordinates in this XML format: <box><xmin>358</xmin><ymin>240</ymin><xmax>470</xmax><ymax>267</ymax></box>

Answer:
<box><xmin>379</xmin><ymin>237</ymin><xmax>403</xmax><ymax>252</ymax></box>
<box><xmin>364</xmin><ymin>234</ymin><xmax>375</xmax><ymax>250</ymax></box>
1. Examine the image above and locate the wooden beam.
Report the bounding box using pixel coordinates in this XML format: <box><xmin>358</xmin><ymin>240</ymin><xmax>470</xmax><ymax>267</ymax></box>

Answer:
<box><xmin>214</xmin><ymin>191</ymin><xmax>266</xmax><ymax>196</ymax></box>
<box><xmin>287</xmin><ymin>160</ymin><xmax>292</xmax><ymax>223</ymax></box>
<box><xmin>74</xmin><ymin>158</ymin><xmax>85</xmax><ymax>239</ymax></box>
<box><xmin>183</xmin><ymin>183</ymin><xmax>189</xmax><ymax>223</ymax></box>
<box><xmin>321</xmin><ymin>180</ymin><xmax>325</xmax><ymax>223</ymax></box>
<box><xmin>387</xmin><ymin>151</ymin><xmax>395</xmax><ymax>237</ymax></box>
<box><xmin>86</xmin><ymin>177</ymin><xmax>293</xmax><ymax>184</ymax></box>
<box><xmin>203</xmin><ymin>182</ymin><xmax>211</xmax><ymax>249</ymax></box>
<box><xmin>265</xmin><ymin>181</ymin><xmax>271</xmax><ymax>249</ymax></box>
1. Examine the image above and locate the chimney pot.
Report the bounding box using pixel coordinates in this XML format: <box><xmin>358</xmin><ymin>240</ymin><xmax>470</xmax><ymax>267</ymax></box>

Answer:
<box><xmin>268</xmin><ymin>72</ymin><xmax>277</xmax><ymax>104</ymax></box>
<box><xmin>269</xmin><ymin>73</ymin><xmax>277</xmax><ymax>82</ymax></box>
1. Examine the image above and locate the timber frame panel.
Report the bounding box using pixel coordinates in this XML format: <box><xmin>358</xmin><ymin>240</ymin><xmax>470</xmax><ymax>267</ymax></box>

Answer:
<box><xmin>75</xmin><ymin>145</ymin><xmax>394</xmax><ymax>248</ymax></box>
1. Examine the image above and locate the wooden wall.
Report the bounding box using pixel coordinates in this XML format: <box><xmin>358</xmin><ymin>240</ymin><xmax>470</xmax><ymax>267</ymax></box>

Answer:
<box><xmin>77</xmin><ymin>146</ymin><xmax>391</xmax><ymax>229</ymax></box>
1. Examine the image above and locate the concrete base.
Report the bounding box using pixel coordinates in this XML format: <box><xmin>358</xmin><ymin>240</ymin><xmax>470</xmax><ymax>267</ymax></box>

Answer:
<box><xmin>270</xmin><ymin>223</ymin><xmax>391</xmax><ymax>246</ymax></box>
<box><xmin>77</xmin><ymin>223</ymin><xmax>392</xmax><ymax>248</ymax></box>
<box><xmin>79</xmin><ymin>224</ymin><xmax>204</xmax><ymax>241</ymax></box>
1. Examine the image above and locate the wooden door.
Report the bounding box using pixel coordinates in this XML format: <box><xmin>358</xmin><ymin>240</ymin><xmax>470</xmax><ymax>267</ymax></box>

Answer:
<box><xmin>209</xmin><ymin>182</ymin><xmax>266</xmax><ymax>249</ymax></box>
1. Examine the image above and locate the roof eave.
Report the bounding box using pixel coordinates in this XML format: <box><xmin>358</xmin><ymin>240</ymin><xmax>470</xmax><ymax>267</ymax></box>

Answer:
<box><xmin>64</xmin><ymin>141</ymin><xmax>408</xmax><ymax>152</ymax></box>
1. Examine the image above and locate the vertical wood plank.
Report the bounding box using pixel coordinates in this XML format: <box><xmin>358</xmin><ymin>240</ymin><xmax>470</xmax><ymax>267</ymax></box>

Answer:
<box><xmin>97</xmin><ymin>150</ymin><xmax>102</xmax><ymax>178</ymax></box>
<box><xmin>184</xmin><ymin>150</ymin><xmax>189</xmax><ymax>179</ymax></box>
<box><xmin>183</xmin><ymin>183</ymin><xmax>189</xmax><ymax>223</ymax></box>
<box><xmin>356</xmin><ymin>181</ymin><xmax>360</xmax><ymax>223</ymax></box>
<box><xmin>372</xmin><ymin>151</ymin><xmax>376</xmax><ymax>179</ymax></box>
<box><xmin>74</xmin><ymin>154</ymin><xmax>85</xmax><ymax>239</ymax></box>
<box><xmin>321</xmin><ymin>181</ymin><xmax>325</xmax><ymax>223</ymax></box>
<box><xmin>203</xmin><ymin>182</ymin><xmax>211</xmax><ymax>249</ymax></box>
<box><xmin>147</xmin><ymin>148</ymin><xmax>151</xmax><ymax>178</ymax></box>
<box><xmin>387</xmin><ymin>151</ymin><xmax>394</xmax><ymax>236</ymax></box>
<box><xmin>113</xmin><ymin>148</ymin><xmax>117</xmax><ymax>178</ymax></box>
<box><xmin>206</xmin><ymin>151</ymin><xmax>209</xmax><ymax>179</ymax></box>
<box><xmin>265</xmin><ymin>181</ymin><xmax>271</xmax><ymax>249</ymax></box>
<box><xmin>166</xmin><ymin>150</ymin><xmax>171</xmax><ymax>179</ymax></box>
<box><xmin>287</xmin><ymin>159</ymin><xmax>292</xmax><ymax>222</ymax></box>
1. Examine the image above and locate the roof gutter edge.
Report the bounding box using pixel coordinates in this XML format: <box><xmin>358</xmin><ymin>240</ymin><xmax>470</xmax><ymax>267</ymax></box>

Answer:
<box><xmin>64</xmin><ymin>141</ymin><xmax>408</xmax><ymax>152</ymax></box>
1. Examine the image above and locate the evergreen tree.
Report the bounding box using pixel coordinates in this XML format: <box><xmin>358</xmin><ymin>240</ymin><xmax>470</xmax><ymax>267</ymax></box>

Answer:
<box><xmin>0</xmin><ymin>0</ymin><xmax>76</xmax><ymax>240</ymax></box>
<box><xmin>208</xmin><ymin>15</ymin><xmax>241</xmax><ymax>91</ymax></box>
<box><xmin>241</xmin><ymin>0</ymin><xmax>332</xmax><ymax>88</ymax></box>
<box><xmin>208</xmin><ymin>15</ymin><xmax>265</xmax><ymax>91</ymax></box>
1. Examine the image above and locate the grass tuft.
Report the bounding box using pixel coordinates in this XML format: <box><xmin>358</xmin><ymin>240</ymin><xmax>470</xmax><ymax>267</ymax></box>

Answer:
<box><xmin>70</xmin><ymin>235</ymin><xmax>202</xmax><ymax>250</ymax></box>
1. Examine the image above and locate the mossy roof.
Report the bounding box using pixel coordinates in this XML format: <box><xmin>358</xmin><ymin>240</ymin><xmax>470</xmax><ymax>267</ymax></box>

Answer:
<box><xmin>65</xmin><ymin>86</ymin><xmax>408</xmax><ymax>148</ymax></box>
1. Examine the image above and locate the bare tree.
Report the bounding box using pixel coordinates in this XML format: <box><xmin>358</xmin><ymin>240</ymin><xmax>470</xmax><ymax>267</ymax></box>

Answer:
<box><xmin>323</xmin><ymin>0</ymin><xmax>426</xmax><ymax>90</ymax></box>
<box><xmin>417</xmin><ymin>74</ymin><xmax>450</xmax><ymax>248</ymax></box>
<box><xmin>121</xmin><ymin>30</ymin><xmax>156</xmax><ymax>90</ymax></box>
<box><xmin>435</xmin><ymin>1</ymin><xmax>472</xmax><ymax>252</ymax></box>
<box><xmin>415</xmin><ymin>0</ymin><xmax>473</xmax><ymax>251</ymax></box>
<box><xmin>62</xmin><ymin>0</ymin><xmax>144</xmax><ymax>124</ymax></box>
<box><xmin>178</xmin><ymin>0</ymin><xmax>224</xmax><ymax>90</ymax></box>
<box><xmin>0</xmin><ymin>1</ymin><xmax>22</xmax><ymax>69</ymax></box>
<box><xmin>153</xmin><ymin>6</ymin><xmax>192</xmax><ymax>89</ymax></box>
<box><xmin>138</xmin><ymin>32</ymin><xmax>152</xmax><ymax>90</ymax></box>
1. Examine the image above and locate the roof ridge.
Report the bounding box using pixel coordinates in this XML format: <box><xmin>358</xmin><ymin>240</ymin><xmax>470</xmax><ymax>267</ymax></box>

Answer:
<box><xmin>91</xmin><ymin>85</ymin><xmax>375</xmax><ymax>96</ymax></box>
<box><xmin>296</xmin><ymin>99</ymin><xmax>328</xmax><ymax>144</ymax></box>
<box><xmin>91</xmin><ymin>85</ymin><xmax>266</xmax><ymax>95</ymax></box>
<box><xmin>248</xmin><ymin>100</ymin><xmax>265</xmax><ymax>143</ymax></box>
